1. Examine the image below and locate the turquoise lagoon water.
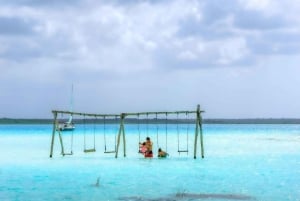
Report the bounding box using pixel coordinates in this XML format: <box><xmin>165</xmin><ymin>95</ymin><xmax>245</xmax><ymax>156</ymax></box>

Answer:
<box><xmin>0</xmin><ymin>124</ymin><xmax>300</xmax><ymax>201</ymax></box>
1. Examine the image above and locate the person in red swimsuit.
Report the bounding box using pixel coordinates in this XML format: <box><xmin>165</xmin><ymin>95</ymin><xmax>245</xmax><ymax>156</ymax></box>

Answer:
<box><xmin>139</xmin><ymin>137</ymin><xmax>153</xmax><ymax>157</ymax></box>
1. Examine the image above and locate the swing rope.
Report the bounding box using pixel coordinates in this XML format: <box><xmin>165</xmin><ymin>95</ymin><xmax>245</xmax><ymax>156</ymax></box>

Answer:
<box><xmin>177</xmin><ymin>113</ymin><xmax>180</xmax><ymax>153</ymax></box>
<box><xmin>185</xmin><ymin>112</ymin><xmax>189</xmax><ymax>153</ymax></box>
<box><xmin>61</xmin><ymin>113</ymin><xmax>74</xmax><ymax>156</ymax></box>
<box><xmin>165</xmin><ymin>112</ymin><xmax>168</xmax><ymax>152</ymax></box>
<box><xmin>114</xmin><ymin>115</ymin><xmax>118</xmax><ymax>151</ymax></box>
<box><xmin>177</xmin><ymin>112</ymin><xmax>189</xmax><ymax>154</ymax></box>
<box><xmin>84</xmin><ymin>115</ymin><xmax>96</xmax><ymax>153</ymax></box>
<box><xmin>137</xmin><ymin>114</ymin><xmax>141</xmax><ymax>152</ymax></box>
<box><xmin>83</xmin><ymin>115</ymin><xmax>86</xmax><ymax>150</ymax></box>
<box><xmin>103</xmin><ymin>116</ymin><xmax>117</xmax><ymax>153</ymax></box>
<box><xmin>146</xmin><ymin>113</ymin><xmax>149</xmax><ymax>136</ymax></box>
<box><xmin>69</xmin><ymin>127</ymin><xmax>74</xmax><ymax>155</ymax></box>
<box><xmin>93</xmin><ymin>116</ymin><xmax>96</xmax><ymax>150</ymax></box>
<box><xmin>103</xmin><ymin>116</ymin><xmax>107</xmax><ymax>152</ymax></box>
<box><xmin>156</xmin><ymin>113</ymin><xmax>159</xmax><ymax>149</ymax></box>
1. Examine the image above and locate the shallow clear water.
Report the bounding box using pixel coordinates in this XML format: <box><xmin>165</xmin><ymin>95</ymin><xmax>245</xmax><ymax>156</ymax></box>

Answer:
<box><xmin>0</xmin><ymin>124</ymin><xmax>300</xmax><ymax>201</ymax></box>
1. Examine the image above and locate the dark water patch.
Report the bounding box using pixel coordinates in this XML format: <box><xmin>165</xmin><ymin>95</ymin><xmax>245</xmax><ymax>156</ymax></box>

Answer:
<box><xmin>119</xmin><ymin>193</ymin><xmax>255</xmax><ymax>201</ymax></box>
<box><xmin>175</xmin><ymin>193</ymin><xmax>254</xmax><ymax>200</ymax></box>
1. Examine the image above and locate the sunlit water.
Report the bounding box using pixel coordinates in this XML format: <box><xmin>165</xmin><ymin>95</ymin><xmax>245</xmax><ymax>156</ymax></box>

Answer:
<box><xmin>0</xmin><ymin>124</ymin><xmax>300</xmax><ymax>201</ymax></box>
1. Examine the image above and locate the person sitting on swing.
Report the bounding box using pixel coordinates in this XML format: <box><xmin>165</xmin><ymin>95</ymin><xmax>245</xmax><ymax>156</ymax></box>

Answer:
<box><xmin>139</xmin><ymin>137</ymin><xmax>153</xmax><ymax>156</ymax></box>
<box><xmin>145</xmin><ymin>137</ymin><xmax>153</xmax><ymax>154</ymax></box>
<box><xmin>139</xmin><ymin>142</ymin><xmax>147</xmax><ymax>153</ymax></box>
<box><xmin>158</xmin><ymin>148</ymin><xmax>168</xmax><ymax>158</ymax></box>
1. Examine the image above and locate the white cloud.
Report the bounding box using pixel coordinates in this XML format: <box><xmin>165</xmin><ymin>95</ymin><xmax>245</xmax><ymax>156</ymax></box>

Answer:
<box><xmin>1</xmin><ymin>0</ymin><xmax>300</xmax><ymax>118</ymax></box>
<box><xmin>242</xmin><ymin>0</ymin><xmax>273</xmax><ymax>11</ymax></box>
<box><xmin>217</xmin><ymin>37</ymin><xmax>249</xmax><ymax>65</ymax></box>
<box><xmin>1</xmin><ymin>0</ymin><xmax>299</xmax><ymax>70</ymax></box>
<box><xmin>178</xmin><ymin>50</ymin><xmax>198</xmax><ymax>61</ymax></box>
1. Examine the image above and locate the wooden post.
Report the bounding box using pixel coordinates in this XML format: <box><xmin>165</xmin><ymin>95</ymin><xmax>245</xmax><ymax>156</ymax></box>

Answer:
<box><xmin>193</xmin><ymin>105</ymin><xmax>200</xmax><ymax>159</ymax></box>
<box><xmin>58</xmin><ymin>129</ymin><xmax>65</xmax><ymax>156</ymax></box>
<box><xmin>199</xmin><ymin>106</ymin><xmax>204</xmax><ymax>158</ymax></box>
<box><xmin>122</xmin><ymin>117</ymin><xmax>126</xmax><ymax>157</ymax></box>
<box><xmin>115</xmin><ymin>113</ymin><xmax>125</xmax><ymax>158</ymax></box>
<box><xmin>50</xmin><ymin>112</ymin><xmax>57</xmax><ymax>158</ymax></box>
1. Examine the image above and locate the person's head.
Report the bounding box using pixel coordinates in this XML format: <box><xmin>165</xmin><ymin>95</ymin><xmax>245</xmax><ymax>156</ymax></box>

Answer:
<box><xmin>158</xmin><ymin>148</ymin><xmax>162</xmax><ymax>152</ymax></box>
<box><xmin>146</xmin><ymin>137</ymin><xmax>150</xmax><ymax>141</ymax></box>
<box><xmin>142</xmin><ymin>142</ymin><xmax>146</xmax><ymax>145</ymax></box>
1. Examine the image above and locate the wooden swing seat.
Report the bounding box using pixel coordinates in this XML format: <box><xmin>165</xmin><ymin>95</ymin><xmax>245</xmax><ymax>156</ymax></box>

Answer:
<box><xmin>104</xmin><ymin>150</ymin><xmax>116</xmax><ymax>154</ymax></box>
<box><xmin>84</xmin><ymin>148</ymin><xmax>96</xmax><ymax>153</ymax></box>
<box><xmin>62</xmin><ymin>152</ymin><xmax>73</xmax><ymax>156</ymax></box>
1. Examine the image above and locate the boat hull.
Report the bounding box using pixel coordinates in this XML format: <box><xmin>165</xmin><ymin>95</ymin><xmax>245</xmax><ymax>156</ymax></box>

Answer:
<box><xmin>58</xmin><ymin>123</ymin><xmax>75</xmax><ymax>131</ymax></box>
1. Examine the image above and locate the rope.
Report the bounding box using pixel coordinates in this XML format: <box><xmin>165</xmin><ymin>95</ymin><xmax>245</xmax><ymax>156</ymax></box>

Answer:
<box><xmin>103</xmin><ymin>116</ymin><xmax>117</xmax><ymax>153</ymax></box>
<box><xmin>63</xmin><ymin>114</ymin><xmax>74</xmax><ymax>155</ymax></box>
<box><xmin>137</xmin><ymin>114</ymin><xmax>140</xmax><ymax>152</ymax></box>
<box><xmin>165</xmin><ymin>113</ymin><xmax>168</xmax><ymax>152</ymax></box>
<box><xmin>103</xmin><ymin>116</ymin><xmax>107</xmax><ymax>152</ymax></box>
<box><xmin>83</xmin><ymin>115</ymin><xmax>86</xmax><ymax>150</ymax></box>
<box><xmin>177</xmin><ymin>112</ymin><xmax>180</xmax><ymax>153</ymax></box>
<box><xmin>114</xmin><ymin>115</ymin><xmax>118</xmax><ymax>150</ymax></box>
<box><xmin>186</xmin><ymin>112</ymin><xmax>189</xmax><ymax>152</ymax></box>
<box><xmin>156</xmin><ymin>113</ymin><xmax>159</xmax><ymax>149</ymax></box>
<box><xmin>83</xmin><ymin>115</ymin><xmax>96</xmax><ymax>152</ymax></box>
<box><xmin>146</xmin><ymin>113</ymin><xmax>149</xmax><ymax>136</ymax></box>
<box><xmin>93</xmin><ymin>116</ymin><xmax>96</xmax><ymax>150</ymax></box>
<box><xmin>177</xmin><ymin>112</ymin><xmax>189</xmax><ymax>154</ymax></box>
<box><xmin>137</xmin><ymin>114</ymin><xmax>140</xmax><ymax>142</ymax></box>
<box><xmin>70</xmin><ymin>127</ymin><xmax>74</xmax><ymax>154</ymax></box>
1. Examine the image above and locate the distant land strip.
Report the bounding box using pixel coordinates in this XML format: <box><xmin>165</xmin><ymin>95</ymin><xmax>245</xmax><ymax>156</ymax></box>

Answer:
<box><xmin>1</xmin><ymin>118</ymin><xmax>300</xmax><ymax>124</ymax></box>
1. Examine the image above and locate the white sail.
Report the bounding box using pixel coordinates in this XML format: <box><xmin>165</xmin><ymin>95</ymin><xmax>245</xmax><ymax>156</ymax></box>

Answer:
<box><xmin>59</xmin><ymin>84</ymin><xmax>75</xmax><ymax>131</ymax></box>
<box><xmin>67</xmin><ymin>115</ymin><xmax>73</xmax><ymax>124</ymax></box>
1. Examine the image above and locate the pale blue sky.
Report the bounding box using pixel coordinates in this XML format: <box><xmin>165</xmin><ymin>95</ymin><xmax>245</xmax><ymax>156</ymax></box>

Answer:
<box><xmin>1</xmin><ymin>0</ymin><xmax>300</xmax><ymax>118</ymax></box>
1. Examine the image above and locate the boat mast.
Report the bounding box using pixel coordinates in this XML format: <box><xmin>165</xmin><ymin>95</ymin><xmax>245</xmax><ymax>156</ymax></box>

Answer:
<box><xmin>68</xmin><ymin>84</ymin><xmax>74</xmax><ymax>123</ymax></box>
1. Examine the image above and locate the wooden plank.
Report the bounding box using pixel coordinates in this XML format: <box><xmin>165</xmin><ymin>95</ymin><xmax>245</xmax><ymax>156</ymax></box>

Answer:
<box><xmin>84</xmin><ymin>148</ymin><xmax>96</xmax><ymax>153</ymax></box>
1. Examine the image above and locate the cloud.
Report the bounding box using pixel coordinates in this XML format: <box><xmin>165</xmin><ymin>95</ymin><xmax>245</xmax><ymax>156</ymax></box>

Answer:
<box><xmin>0</xmin><ymin>16</ymin><xmax>35</xmax><ymax>35</ymax></box>
<box><xmin>1</xmin><ymin>0</ymin><xmax>300</xmax><ymax>118</ymax></box>
<box><xmin>1</xmin><ymin>0</ymin><xmax>299</xmax><ymax>71</ymax></box>
<box><xmin>234</xmin><ymin>11</ymin><xmax>286</xmax><ymax>30</ymax></box>
<box><xmin>0</xmin><ymin>0</ymin><xmax>81</xmax><ymax>7</ymax></box>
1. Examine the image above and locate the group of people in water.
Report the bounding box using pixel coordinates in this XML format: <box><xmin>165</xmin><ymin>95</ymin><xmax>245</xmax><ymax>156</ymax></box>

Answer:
<box><xmin>139</xmin><ymin>137</ymin><xmax>168</xmax><ymax>158</ymax></box>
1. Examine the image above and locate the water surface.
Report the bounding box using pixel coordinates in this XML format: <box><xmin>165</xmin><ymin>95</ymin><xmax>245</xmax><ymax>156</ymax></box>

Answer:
<box><xmin>0</xmin><ymin>124</ymin><xmax>299</xmax><ymax>201</ymax></box>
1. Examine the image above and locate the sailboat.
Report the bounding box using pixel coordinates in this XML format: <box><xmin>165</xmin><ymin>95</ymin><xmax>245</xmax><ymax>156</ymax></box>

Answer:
<box><xmin>59</xmin><ymin>115</ymin><xmax>75</xmax><ymax>131</ymax></box>
<box><xmin>58</xmin><ymin>85</ymin><xmax>75</xmax><ymax>131</ymax></box>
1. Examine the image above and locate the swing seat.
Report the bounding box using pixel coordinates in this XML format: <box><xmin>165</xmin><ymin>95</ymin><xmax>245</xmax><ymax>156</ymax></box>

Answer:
<box><xmin>62</xmin><ymin>151</ymin><xmax>73</xmax><ymax>156</ymax></box>
<box><xmin>178</xmin><ymin>150</ymin><xmax>188</xmax><ymax>153</ymax></box>
<box><xmin>84</xmin><ymin>148</ymin><xmax>96</xmax><ymax>153</ymax></box>
<box><xmin>104</xmin><ymin>150</ymin><xmax>116</xmax><ymax>154</ymax></box>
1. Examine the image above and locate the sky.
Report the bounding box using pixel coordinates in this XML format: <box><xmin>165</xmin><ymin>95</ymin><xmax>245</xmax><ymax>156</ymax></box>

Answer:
<box><xmin>1</xmin><ymin>0</ymin><xmax>300</xmax><ymax>119</ymax></box>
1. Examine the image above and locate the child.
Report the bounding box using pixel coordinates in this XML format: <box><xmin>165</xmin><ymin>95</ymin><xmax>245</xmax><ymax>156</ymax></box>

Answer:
<box><xmin>158</xmin><ymin>148</ymin><xmax>168</xmax><ymax>158</ymax></box>
<box><xmin>139</xmin><ymin>142</ymin><xmax>147</xmax><ymax>154</ymax></box>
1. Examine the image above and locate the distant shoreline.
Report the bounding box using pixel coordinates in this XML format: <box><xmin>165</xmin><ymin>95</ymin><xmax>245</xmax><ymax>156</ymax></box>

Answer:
<box><xmin>1</xmin><ymin>118</ymin><xmax>300</xmax><ymax>124</ymax></box>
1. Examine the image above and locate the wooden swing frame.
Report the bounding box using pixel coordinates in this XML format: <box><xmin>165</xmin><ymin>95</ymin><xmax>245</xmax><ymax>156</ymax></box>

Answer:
<box><xmin>49</xmin><ymin>105</ymin><xmax>204</xmax><ymax>159</ymax></box>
